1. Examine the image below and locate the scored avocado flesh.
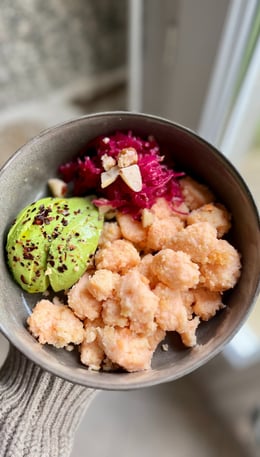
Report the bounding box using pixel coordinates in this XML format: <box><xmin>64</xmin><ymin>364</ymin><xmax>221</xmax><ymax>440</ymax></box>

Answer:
<box><xmin>6</xmin><ymin>197</ymin><xmax>103</xmax><ymax>293</ymax></box>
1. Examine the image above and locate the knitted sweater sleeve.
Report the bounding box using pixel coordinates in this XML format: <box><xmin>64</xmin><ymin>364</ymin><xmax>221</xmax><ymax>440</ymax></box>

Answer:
<box><xmin>0</xmin><ymin>345</ymin><xmax>97</xmax><ymax>457</ymax></box>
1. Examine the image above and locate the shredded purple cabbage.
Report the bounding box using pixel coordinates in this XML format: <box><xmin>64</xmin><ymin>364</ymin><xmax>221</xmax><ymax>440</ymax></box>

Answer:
<box><xmin>58</xmin><ymin>131</ymin><xmax>184</xmax><ymax>217</ymax></box>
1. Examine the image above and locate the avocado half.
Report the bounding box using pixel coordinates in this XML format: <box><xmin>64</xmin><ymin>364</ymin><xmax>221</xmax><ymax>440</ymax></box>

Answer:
<box><xmin>6</xmin><ymin>197</ymin><xmax>103</xmax><ymax>293</ymax></box>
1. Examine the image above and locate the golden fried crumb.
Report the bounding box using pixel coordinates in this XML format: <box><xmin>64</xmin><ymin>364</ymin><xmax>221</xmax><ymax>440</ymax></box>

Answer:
<box><xmin>192</xmin><ymin>288</ymin><xmax>225</xmax><ymax>320</ymax></box>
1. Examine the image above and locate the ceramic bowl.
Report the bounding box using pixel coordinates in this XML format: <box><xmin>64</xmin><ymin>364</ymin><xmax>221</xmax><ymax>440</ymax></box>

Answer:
<box><xmin>0</xmin><ymin>112</ymin><xmax>259</xmax><ymax>390</ymax></box>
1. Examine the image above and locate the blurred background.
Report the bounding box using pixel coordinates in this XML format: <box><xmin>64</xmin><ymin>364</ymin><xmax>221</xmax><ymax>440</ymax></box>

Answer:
<box><xmin>0</xmin><ymin>0</ymin><xmax>259</xmax><ymax>456</ymax></box>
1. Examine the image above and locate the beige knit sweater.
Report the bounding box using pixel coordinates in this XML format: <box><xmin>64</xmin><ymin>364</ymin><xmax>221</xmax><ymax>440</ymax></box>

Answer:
<box><xmin>0</xmin><ymin>346</ymin><xmax>97</xmax><ymax>457</ymax></box>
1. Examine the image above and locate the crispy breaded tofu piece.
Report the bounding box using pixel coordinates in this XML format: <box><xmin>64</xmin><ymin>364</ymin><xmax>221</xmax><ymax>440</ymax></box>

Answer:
<box><xmin>116</xmin><ymin>213</ymin><xmax>147</xmax><ymax>247</ymax></box>
<box><xmin>151</xmin><ymin>197</ymin><xmax>189</xmax><ymax>222</ymax></box>
<box><xmin>172</xmin><ymin>201</ymin><xmax>190</xmax><ymax>222</ymax></box>
<box><xmin>187</xmin><ymin>203</ymin><xmax>231</xmax><ymax>238</ymax></box>
<box><xmin>95</xmin><ymin>239</ymin><xmax>140</xmax><ymax>274</ymax></box>
<box><xmin>146</xmin><ymin>216</ymin><xmax>184</xmax><ymax>251</ymax></box>
<box><xmin>180</xmin><ymin>176</ymin><xmax>214</xmax><ymax>210</ymax></box>
<box><xmin>97</xmin><ymin>326</ymin><xmax>154</xmax><ymax>372</ymax></box>
<box><xmin>151</xmin><ymin>197</ymin><xmax>175</xmax><ymax>219</ymax></box>
<box><xmin>153</xmin><ymin>283</ymin><xmax>200</xmax><ymax>347</ymax></box>
<box><xmin>87</xmin><ymin>269</ymin><xmax>120</xmax><ymax>301</ymax></box>
<box><xmin>147</xmin><ymin>325</ymin><xmax>166</xmax><ymax>351</ymax></box>
<box><xmin>27</xmin><ymin>299</ymin><xmax>84</xmax><ymax>348</ymax></box>
<box><xmin>170</xmin><ymin>222</ymin><xmax>218</xmax><ymax>264</ymax></box>
<box><xmin>200</xmin><ymin>239</ymin><xmax>241</xmax><ymax>292</ymax></box>
<box><xmin>154</xmin><ymin>283</ymin><xmax>188</xmax><ymax>332</ymax></box>
<box><xmin>192</xmin><ymin>288</ymin><xmax>225</xmax><ymax>320</ymax></box>
<box><xmin>98</xmin><ymin>221</ymin><xmax>122</xmax><ymax>247</ymax></box>
<box><xmin>118</xmin><ymin>269</ymin><xmax>158</xmax><ymax>335</ymax></box>
<box><xmin>68</xmin><ymin>273</ymin><xmax>102</xmax><ymax>320</ymax></box>
<box><xmin>80</xmin><ymin>319</ymin><xmax>104</xmax><ymax>370</ymax></box>
<box><xmin>152</xmin><ymin>249</ymin><xmax>200</xmax><ymax>290</ymax></box>
<box><xmin>181</xmin><ymin>290</ymin><xmax>195</xmax><ymax>319</ymax></box>
<box><xmin>102</xmin><ymin>297</ymin><xmax>128</xmax><ymax>327</ymax></box>
<box><xmin>135</xmin><ymin>253</ymin><xmax>158</xmax><ymax>288</ymax></box>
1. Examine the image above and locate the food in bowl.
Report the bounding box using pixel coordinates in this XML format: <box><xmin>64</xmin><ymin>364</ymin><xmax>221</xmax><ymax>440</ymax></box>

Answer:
<box><xmin>6</xmin><ymin>131</ymin><xmax>241</xmax><ymax>372</ymax></box>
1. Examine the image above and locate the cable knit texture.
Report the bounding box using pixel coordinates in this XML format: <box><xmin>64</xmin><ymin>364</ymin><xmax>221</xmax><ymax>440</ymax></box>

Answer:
<box><xmin>0</xmin><ymin>346</ymin><xmax>97</xmax><ymax>457</ymax></box>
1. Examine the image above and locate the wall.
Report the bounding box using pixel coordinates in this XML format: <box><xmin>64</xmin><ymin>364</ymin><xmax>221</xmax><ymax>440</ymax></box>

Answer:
<box><xmin>0</xmin><ymin>0</ymin><xmax>127</xmax><ymax>111</ymax></box>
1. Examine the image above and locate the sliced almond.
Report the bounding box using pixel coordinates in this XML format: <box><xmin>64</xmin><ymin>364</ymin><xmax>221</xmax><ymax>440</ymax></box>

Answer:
<box><xmin>101</xmin><ymin>166</ymin><xmax>119</xmax><ymax>188</ymax></box>
<box><xmin>48</xmin><ymin>178</ymin><xmax>68</xmax><ymax>197</ymax></box>
<box><xmin>101</xmin><ymin>154</ymin><xmax>116</xmax><ymax>171</ymax></box>
<box><xmin>119</xmin><ymin>164</ymin><xmax>142</xmax><ymax>192</ymax></box>
<box><xmin>117</xmin><ymin>147</ymin><xmax>138</xmax><ymax>168</ymax></box>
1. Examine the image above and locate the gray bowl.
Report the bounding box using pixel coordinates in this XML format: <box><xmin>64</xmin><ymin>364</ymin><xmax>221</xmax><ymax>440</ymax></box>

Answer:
<box><xmin>0</xmin><ymin>111</ymin><xmax>259</xmax><ymax>390</ymax></box>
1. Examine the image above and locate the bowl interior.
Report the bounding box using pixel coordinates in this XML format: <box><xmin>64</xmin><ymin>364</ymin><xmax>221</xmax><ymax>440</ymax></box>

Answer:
<box><xmin>0</xmin><ymin>112</ymin><xmax>259</xmax><ymax>390</ymax></box>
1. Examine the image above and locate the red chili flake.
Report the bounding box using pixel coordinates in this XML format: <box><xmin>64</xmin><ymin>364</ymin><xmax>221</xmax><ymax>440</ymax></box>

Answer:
<box><xmin>57</xmin><ymin>264</ymin><xmax>68</xmax><ymax>273</ymax></box>
<box><xmin>61</xmin><ymin>218</ymin><xmax>68</xmax><ymax>226</ymax></box>
<box><xmin>23</xmin><ymin>252</ymin><xmax>34</xmax><ymax>260</ymax></box>
<box><xmin>24</xmin><ymin>245</ymin><xmax>37</xmax><ymax>252</ymax></box>
<box><xmin>33</xmin><ymin>216</ymin><xmax>44</xmax><ymax>225</ymax></box>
